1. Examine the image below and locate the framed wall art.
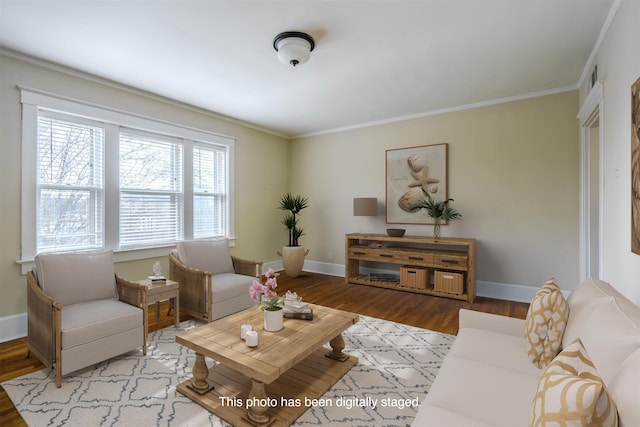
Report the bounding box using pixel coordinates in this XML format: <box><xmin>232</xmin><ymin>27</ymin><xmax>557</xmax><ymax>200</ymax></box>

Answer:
<box><xmin>386</xmin><ymin>143</ymin><xmax>448</xmax><ymax>224</ymax></box>
<box><xmin>632</xmin><ymin>76</ymin><xmax>640</xmax><ymax>255</ymax></box>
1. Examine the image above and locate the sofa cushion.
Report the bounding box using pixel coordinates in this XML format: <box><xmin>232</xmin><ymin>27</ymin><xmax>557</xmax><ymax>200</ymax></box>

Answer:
<box><xmin>525</xmin><ymin>278</ymin><xmax>569</xmax><ymax>368</ymax></box>
<box><xmin>608</xmin><ymin>348</ymin><xmax>640</xmax><ymax>427</ymax></box>
<box><xmin>450</xmin><ymin>327</ymin><xmax>542</xmax><ymax>376</ymax></box>
<box><xmin>578</xmin><ymin>297</ymin><xmax>640</xmax><ymax>385</ymax></box>
<box><xmin>61</xmin><ymin>299</ymin><xmax>142</xmax><ymax>349</ymax></box>
<box><xmin>176</xmin><ymin>238</ymin><xmax>235</xmax><ymax>275</ymax></box>
<box><xmin>413</xmin><ymin>404</ymin><xmax>496</xmax><ymax>427</ymax></box>
<box><xmin>563</xmin><ymin>278</ymin><xmax>621</xmax><ymax>349</ymax></box>
<box><xmin>419</xmin><ymin>355</ymin><xmax>540</xmax><ymax>427</ymax></box>
<box><xmin>459</xmin><ymin>308</ymin><xmax>526</xmax><ymax>337</ymax></box>
<box><xmin>530</xmin><ymin>338</ymin><xmax>617</xmax><ymax>427</ymax></box>
<box><xmin>35</xmin><ymin>250</ymin><xmax>117</xmax><ymax>306</ymax></box>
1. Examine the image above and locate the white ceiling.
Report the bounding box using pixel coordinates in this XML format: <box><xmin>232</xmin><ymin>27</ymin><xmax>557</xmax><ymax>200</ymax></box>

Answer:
<box><xmin>0</xmin><ymin>1</ymin><xmax>614</xmax><ymax>138</ymax></box>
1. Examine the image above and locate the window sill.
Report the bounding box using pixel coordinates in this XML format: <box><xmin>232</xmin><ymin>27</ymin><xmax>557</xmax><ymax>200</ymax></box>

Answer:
<box><xmin>16</xmin><ymin>237</ymin><xmax>236</xmax><ymax>275</ymax></box>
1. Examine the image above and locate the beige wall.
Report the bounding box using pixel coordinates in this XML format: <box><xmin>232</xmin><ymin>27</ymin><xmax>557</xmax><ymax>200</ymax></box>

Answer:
<box><xmin>292</xmin><ymin>91</ymin><xmax>581</xmax><ymax>291</ymax></box>
<box><xmin>578</xmin><ymin>0</ymin><xmax>640</xmax><ymax>304</ymax></box>
<box><xmin>0</xmin><ymin>53</ymin><xmax>290</xmax><ymax>319</ymax></box>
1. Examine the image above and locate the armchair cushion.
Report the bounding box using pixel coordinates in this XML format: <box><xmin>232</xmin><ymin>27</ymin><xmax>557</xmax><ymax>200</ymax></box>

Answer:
<box><xmin>35</xmin><ymin>250</ymin><xmax>118</xmax><ymax>306</ymax></box>
<box><xmin>211</xmin><ymin>273</ymin><xmax>257</xmax><ymax>301</ymax></box>
<box><xmin>176</xmin><ymin>238</ymin><xmax>235</xmax><ymax>275</ymax></box>
<box><xmin>61</xmin><ymin>299</ymin><xmax>143</xmax><ymax>349</ymax></box>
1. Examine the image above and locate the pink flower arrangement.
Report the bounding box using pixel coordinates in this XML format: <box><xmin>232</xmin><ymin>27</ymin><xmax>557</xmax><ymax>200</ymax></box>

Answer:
<box><xmin>249</xmin><ymin>268</ymin><xmax>283</xmax><ymax>311</ymax></box>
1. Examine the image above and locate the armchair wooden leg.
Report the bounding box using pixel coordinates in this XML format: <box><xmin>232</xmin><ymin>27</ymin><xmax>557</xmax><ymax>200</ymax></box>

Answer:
<box><xmin>55</xmin><ymin>366</ymin><xmax>62</xmax><ymax>388</ymax></box>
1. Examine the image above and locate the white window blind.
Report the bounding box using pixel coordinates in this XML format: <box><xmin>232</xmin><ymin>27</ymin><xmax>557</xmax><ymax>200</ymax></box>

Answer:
<box><xmin>193</xmin><ymin>143</ymin><xmax>227</xmax><ymax>239</ymax></box>
<box><xmin>119</xmin><ymin>130</ymin><xmax>184</xmax><ymax>247</ymax></box>
<box><xmin>37</xmin><ymin>112</ymin><xmax>104</xmax><ymax>252</ymax></box>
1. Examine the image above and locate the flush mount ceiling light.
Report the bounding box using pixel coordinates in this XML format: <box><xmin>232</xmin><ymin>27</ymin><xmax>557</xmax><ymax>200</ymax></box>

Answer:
<box><xmin>273</xmin><ymin>31</ymin><xmax>315</xmax><ymax>67</ymax></box>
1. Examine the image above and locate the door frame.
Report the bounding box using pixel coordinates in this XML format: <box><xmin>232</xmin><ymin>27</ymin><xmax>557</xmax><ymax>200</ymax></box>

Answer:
<box><xmin>577</xmin><ymin>81</ymin><xmax>604</xmax><ymax>281</ymax></box>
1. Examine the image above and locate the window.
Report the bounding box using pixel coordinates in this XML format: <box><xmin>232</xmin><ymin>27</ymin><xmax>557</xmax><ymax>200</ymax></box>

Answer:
<box><xmin>20</xmin><ymin>88</ymin><xmax>235</xmax><ymax>270</ymax></box>
<box><xmin>119</xmin><ymin>130</ymin><xmax>184</xmax><ymax>247</ymax></box>
<box><xmin>193</xmin><ymin>143</ymin><xmax>227</xmax><ymax>239</ymax></box>
<box><xmin>37</xmin><ymin>112</ymin><xmax>105</xmax><ymax>252</ymax></box>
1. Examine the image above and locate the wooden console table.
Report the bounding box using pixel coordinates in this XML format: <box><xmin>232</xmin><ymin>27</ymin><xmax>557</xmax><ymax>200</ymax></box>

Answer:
<box><xmin>345</xmin><ymin>233</ymin><xmax>476</xmax><ymax>303</ymax></box>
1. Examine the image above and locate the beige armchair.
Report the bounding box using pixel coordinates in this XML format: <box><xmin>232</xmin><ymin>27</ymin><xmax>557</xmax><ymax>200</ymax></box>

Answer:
<box><xmin>169</xmin><ymin>238</ymin><xmax>263</xmax><ymax>322</ymax></box>
<box><xmin>27</xmin><ymin>250</ymin><xmax>147</xmax><ymax>388</ymax></box>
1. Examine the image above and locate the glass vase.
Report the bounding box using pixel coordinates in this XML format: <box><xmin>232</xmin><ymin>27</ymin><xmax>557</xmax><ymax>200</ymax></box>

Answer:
<box><xmin>433</xmin><ymin>218</ymin><xmax>441</xmax><ymax>238</ymax></box>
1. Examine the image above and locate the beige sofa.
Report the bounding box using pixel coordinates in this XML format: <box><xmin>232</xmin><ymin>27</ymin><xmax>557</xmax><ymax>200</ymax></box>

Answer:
<box><xmin>413</xmin><ymin>278</ymin><xmax>640</xmax><ymax>426</ymax></box>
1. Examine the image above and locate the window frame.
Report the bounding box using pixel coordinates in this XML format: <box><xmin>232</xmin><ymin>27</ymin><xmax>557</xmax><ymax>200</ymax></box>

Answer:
<box><xmin>19</xmin><ymin>87</ymin><xmax>235</xmax><ymax>273</ymax></box>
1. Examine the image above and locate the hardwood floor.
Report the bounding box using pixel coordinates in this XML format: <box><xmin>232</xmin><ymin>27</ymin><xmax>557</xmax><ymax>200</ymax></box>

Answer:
<box><xmin>276</xmin><ymin>272</ymin><xmax>529</xmax><ymax>335</ymax></box>
<box><xmin>0</xmin><ymin>272</ymin><xmax>529</xmax><ymax>426</ymax></box>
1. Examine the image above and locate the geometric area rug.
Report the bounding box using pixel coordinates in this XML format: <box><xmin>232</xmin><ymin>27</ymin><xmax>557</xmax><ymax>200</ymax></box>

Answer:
<box><xmin>2</xmin><ymin>315</ymin><xmax>453</xmax><ymax>426</ymax></box>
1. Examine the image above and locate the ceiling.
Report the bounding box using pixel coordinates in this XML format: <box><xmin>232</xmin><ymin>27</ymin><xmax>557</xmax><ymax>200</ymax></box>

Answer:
<box><xmin>0</xmin><ymin>1</ymin><xmax>614</xmax><ymax>138</ymax></box>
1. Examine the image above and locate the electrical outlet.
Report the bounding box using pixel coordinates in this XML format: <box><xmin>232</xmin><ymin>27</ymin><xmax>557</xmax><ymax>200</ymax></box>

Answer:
<box><xmin>327</xmin><ymin>251</ymin><xmax>333</xmax><ymax>260</ymax></box>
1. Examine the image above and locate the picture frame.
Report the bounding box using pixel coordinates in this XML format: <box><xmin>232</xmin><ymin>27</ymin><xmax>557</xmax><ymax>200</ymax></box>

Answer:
<box><xmin>631</xmin><ymin>76</ymin><xmax>640</xmax><ymax>255</ymax></box>
<box><xmin>386</xmin><ymin>143</ymin><xmax>448</xmax><ymax>224</ymax></box>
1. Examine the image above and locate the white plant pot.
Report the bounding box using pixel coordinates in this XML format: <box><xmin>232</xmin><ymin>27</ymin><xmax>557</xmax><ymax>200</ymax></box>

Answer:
<box><xmin>279</xmin><ymin>246</ymin><xmax>308</xmax><ymax>278</ymax></box>
<box><xmin>263</xmin><ymin>309</ymin><xmax>284</xmax><ymax>332</ymax></box>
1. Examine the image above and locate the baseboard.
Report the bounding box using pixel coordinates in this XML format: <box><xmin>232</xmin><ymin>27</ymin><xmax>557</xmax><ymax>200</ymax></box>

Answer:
<box><xmin>300</xmin><ymin>260</ymin><xmax>345</xmax><ymax>277</ymax></box>
<box><xmin>477</xmin><ymin>280</ymin><xmax>537</xmax><ymax>303</ymax></box>
<box><xmin>0</xmin><ymin>312</ymin><xmax>27</xmax><ymax>343</ymax></box>
<box><xmin>263</xmin><ymin>259</ymin><xmax>283</xmax><ymax>273</ymax></box>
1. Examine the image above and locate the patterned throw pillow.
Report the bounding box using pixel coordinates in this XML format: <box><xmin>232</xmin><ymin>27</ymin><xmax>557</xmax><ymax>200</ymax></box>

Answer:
<box><xmin>530</xmin><ymin>338</ymin><xmax>618</xmax><ymax>427</ymax></box>
<box><xmin>525</xmin><ymin>278</ymin><xmax>570</xmax><ymax>368</ymax></box>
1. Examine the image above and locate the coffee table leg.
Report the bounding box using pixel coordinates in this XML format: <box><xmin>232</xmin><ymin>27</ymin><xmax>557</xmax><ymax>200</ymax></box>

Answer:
<box><xmin>188</xmin><ymin>352</ymin><xmax>214</xmax><ymax>394</ymax></box>
<box><xmin>246</xmin><ymin>379</ymin><xmax>271</xmax><ymax>425</ymax></box>
<box><xmin>326</xmin><ymin>333</ymin><xmax>349</xmax><ymax>362</ymax></box>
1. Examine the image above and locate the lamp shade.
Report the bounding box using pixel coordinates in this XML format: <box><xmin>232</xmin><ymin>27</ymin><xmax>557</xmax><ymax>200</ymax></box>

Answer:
<box><xmin>353</xmin><ymin>198</ymin><xmax>377</xmax><ymax>216</ymax></box>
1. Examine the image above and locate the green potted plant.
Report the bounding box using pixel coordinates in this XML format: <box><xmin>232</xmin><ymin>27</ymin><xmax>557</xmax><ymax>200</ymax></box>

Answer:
<box><xmin>277</xmin><ymin>193</ymin><xmax>309</xmax><ymax>277</ymax></box>
<box><xmin>418</xmin><ymin>192</ymin><xmax>462</xmax><ymax>238</ymax></box>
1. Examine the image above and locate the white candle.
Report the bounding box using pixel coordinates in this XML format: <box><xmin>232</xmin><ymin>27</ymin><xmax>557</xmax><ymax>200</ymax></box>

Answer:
<box><xmin>245</xmin><ymin>330</ymin><xmax>258</xmax><ymax>347</ymax></box>
<box><xmin>241</xmin><ymin>324</ymin><xmax>252</xmax><ymax>340</ymax></box>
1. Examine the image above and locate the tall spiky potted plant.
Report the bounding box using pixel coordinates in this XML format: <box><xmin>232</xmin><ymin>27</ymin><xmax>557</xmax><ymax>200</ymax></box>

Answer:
<box><xmin>277</xmin><ymin>193</ymin><xmax>309</xmax><ymax>277</ymax></box>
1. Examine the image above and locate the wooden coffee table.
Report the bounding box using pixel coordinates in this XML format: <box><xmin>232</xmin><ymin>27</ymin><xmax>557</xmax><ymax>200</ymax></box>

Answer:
<box><xmin>175</xmin><ymin>304</ymin><xmax>358</xmax><ymax>426</ymax></box>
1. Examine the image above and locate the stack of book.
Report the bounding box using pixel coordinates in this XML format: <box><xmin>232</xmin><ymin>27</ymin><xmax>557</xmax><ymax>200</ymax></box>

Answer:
<box><xmin>283</xmin><ymin>300</ymin><xmax>313</xmax><ymax>320</ymax></box>
<box><xmin>148</xmin><ymin>275</ymin><xmax>166</xmax><ymax>285</ymax></box>
<box><xmin>369</xmin><ymin>273</ymin><xmax>399</xmax><ymax>282</ymax></box>
<box><xmin>368</xmin><ymin>241</ymin><xmax>386</xmax><ymax>248</ymax></box>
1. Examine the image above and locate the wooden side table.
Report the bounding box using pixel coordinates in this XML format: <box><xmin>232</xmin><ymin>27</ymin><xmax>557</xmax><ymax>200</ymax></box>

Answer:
<box><xmin>136</xmin><ymin>279</ymin><xmax>180</xmax><ymax>336</ymax></box>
